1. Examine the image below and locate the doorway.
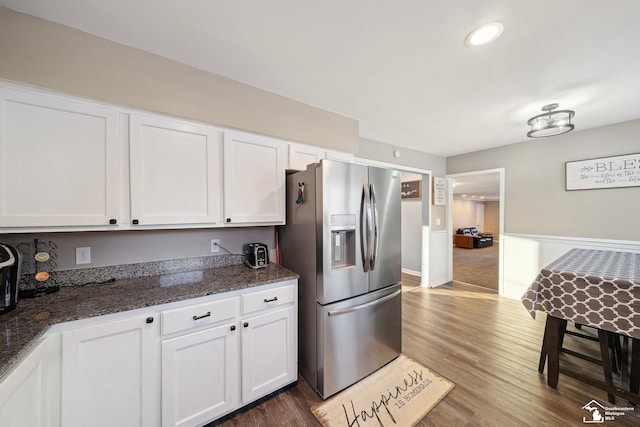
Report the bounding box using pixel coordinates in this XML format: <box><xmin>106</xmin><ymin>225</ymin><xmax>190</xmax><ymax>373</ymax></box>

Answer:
<box><xmin>447</xmin><ymin>169</ymin><xmax>504</xmax><ymax>293</ymax></box>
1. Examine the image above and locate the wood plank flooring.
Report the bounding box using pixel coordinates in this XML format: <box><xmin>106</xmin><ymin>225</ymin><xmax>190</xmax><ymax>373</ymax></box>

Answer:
<box><xmin>214</xmin><ymin>276</ymin><xmax>640</xmax><ymax>426</ymax></box>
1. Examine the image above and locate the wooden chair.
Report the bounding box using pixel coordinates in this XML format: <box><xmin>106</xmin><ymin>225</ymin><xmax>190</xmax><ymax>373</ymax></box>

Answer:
<box><xmin>538</xmin><ymin>317</ymin><xmax>637</xmax><ymax>404</ymax></box>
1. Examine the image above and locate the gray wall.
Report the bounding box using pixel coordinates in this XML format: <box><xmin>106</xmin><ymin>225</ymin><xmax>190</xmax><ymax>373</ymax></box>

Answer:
<box><xmin>400</xmin><ymin>172</ymin><xmax>423</xmax><ymax>272</ymax></box>
<box><xmin>358</xmin><ymin>137</ymin><xmax>447</xmax><ymax>231</ymax></box>
<box><xmin>0</xmin><ymin>7</ymin><xmax>358</xmax><ymax>152</ymax></box>
<box><xmin>0</xmin><ymin>7</ymin><xmax>357</xmax><ymax>273</ymax></box>
<box><xmin>447</xmin><ymin>119</ymin><xmax>640</xmax><ymax>241</ymax></box>
<box><xmin>0</xmin><ymin>228</ymin><xmax>275</xmax><ymax>271</ymax></box>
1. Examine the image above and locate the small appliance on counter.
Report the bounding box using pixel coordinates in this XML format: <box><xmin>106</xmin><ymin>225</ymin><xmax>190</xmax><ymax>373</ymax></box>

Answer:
<box><xmin>243</xmin><ymin>243</ymin><xmax>269</xmax><ymax>269</ymax></box>
<box><xmin>0</xmin><ymin>243</ymin><xmax>21</xmax><ymax>314</ymax></box>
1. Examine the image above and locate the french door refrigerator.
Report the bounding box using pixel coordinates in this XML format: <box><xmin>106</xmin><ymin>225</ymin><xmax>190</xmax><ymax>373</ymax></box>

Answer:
<box><xmin>280</xmin><ymin>159</ymin><xmax>402</xmax><ymax>399</ymax></box>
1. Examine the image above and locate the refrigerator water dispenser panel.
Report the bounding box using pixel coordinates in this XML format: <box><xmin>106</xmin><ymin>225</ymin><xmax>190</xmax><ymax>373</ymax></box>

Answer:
<box><xmin>330</xmin><ymin>214</ymin><xmax>355</xmax><ymax>269</ymax></box>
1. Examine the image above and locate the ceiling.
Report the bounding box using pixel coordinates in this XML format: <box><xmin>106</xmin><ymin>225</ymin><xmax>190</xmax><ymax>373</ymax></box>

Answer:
<box><xmin>2</xmin><ymin>1</ymin><xmax>640</xmax><ymax>157</ymax></box>
<box><xmin>452</xmin><ymin>173</ymin><xmax>500</xmax><ymax>201</ymax></box>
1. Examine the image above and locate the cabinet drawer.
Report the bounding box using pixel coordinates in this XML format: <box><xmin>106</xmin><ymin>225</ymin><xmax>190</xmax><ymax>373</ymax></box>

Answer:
<box><xmin>162</xmin><ymin>297</ymin><xmax>238</xmax><ymax>336</ymax></box>
<box><xmin>241</xmin><ymin>285</ymin><xmax>294</xmax><ymax>315</ymax></box>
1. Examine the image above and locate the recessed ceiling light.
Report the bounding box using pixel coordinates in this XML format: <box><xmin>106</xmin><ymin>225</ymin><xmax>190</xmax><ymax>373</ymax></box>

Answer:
<box><xmin>465</xmin><ymin>22</ymin><xmax>504</xmax><ymax>47</ymax></box>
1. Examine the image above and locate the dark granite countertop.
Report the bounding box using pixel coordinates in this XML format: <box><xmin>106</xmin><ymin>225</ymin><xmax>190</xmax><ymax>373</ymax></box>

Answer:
<box><xmin>0</xmin><ymin>263</ymin><xmax>298</xmax><ymax>381</ymax></box>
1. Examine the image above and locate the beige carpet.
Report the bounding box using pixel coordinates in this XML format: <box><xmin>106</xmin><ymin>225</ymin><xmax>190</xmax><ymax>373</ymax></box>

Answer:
<box><xmin>311</xmin><ymin>355</ymin><xmax>454</xmax><ymax>427</ymax></box>
<box><xmin>453</xmin><ymin>242</ymin><xmax>499</xmax><ymax>290</ymax></box>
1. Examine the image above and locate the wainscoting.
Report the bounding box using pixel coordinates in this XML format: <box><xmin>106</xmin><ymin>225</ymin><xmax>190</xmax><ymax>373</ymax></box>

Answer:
<box><xmin>501</xmin><ymin>233</ymin><xmax>640</xmax><ymax>299</ymax></box>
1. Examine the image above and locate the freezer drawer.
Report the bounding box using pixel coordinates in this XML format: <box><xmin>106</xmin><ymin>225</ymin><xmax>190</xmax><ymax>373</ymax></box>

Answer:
<box><xmin>316</xmin><ymin>284</ymin><xmax>402</xmax><ymax>399</ymax></box>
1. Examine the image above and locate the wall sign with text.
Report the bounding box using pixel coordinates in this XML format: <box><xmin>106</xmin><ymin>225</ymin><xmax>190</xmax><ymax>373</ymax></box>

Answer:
<box><xmin>565</xmin><ymin>153</ymin><xmax>640</xmax><ymax>190</ymax></box>
<box><xmin>432</xmin><ymin>177</ymin><xmax>446</xmax><ymax>205</ymax></box>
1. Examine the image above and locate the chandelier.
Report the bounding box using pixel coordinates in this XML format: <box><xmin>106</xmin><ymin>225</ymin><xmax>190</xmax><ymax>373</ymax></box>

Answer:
<box><xmin>527</xmin><ymin>103</ymin><xmax>575</xmax><ymax>138</ymax></box>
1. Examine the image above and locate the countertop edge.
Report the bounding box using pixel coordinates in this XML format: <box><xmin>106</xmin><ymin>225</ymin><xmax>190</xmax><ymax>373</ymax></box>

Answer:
<box><xmin>0</xmin><ymin>264</ymin><xmax>298</xmax><ymax>382</ymax></box>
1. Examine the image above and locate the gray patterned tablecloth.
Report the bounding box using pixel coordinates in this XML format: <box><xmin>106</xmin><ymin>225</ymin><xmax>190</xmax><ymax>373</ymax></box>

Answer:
<box><xmin>522</xmin><ymin>248</ymin><xmax>640</xmax><ymax>339</ymax></box>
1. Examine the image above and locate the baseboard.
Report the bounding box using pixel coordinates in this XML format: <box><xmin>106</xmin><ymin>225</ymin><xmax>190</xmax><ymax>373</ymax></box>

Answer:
<box><xmin>401</xmin><ymin>268</ymin><xmax>421</xmax><ymax>277</ymax></box>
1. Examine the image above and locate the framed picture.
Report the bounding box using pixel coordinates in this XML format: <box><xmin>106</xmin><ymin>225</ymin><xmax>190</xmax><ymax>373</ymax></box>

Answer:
<box><xmin>565</xmin><ymin>153</ymin><xmax>640</xmax><ymax>190</ymax></box>
<box><xmin>401</xmin><ymin>180</ymin><xmax>421</xmax><ymax>200</ymax></box>
<box><xmin>432</xmin><ymin>177</ymin><xmax>446</xmax><ymax>205</ymax></box>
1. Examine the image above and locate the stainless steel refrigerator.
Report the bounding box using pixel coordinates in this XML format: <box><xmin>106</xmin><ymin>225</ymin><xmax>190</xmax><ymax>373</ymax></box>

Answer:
<box><xmin>279</xmin><ymin>160</ymin><xmax>402</xmax><ymax>399</ymax></box>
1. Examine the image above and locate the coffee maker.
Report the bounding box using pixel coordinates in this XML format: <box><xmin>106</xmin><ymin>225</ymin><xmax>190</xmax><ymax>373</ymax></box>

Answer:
<box><xmin>0</xmin><ymin>243</ymin><xmax>21</xmax><ymax>314</ymax></box>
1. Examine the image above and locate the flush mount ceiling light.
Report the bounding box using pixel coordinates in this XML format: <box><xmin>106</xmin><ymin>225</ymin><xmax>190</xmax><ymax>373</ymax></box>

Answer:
<box><xmin>527</xmin><ymin>103</ymin><xmax>575</xmax><ymax>138</ymax></box>
<box><xmin>465</xmin><ymin>22</ymin><xmax>504</xmax><ymax>46</ymax></box>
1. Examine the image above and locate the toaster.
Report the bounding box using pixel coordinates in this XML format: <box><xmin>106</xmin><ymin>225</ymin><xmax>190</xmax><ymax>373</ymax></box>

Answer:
<box><xmin>243</xmin><ymin>243</ymin><xmax>269</xmax><ymax>269</ymax></box>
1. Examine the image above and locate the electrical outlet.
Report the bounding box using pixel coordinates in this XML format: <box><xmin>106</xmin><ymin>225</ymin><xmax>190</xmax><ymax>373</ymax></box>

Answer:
<box><xmin>211</xmin><ymin>239</ymin><xmax>220</xmax><ymax>253</ymax></box>
<box><xmin>76</xmin><ymin>247</ymin><xmax>91</xmax><ymax>265</ymax></box>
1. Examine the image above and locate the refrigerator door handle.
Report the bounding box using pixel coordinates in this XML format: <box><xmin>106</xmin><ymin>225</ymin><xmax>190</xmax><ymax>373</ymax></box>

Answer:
<box><xmin>361</xmin><ymin>184</ymin><xmax>372</xmax><ymax>272</ymax></box>
<box><xmin>327</xmin><ymin>289</ymin><xmax>402</xmax><ymax>316</ymax></box>
<box><xmin>370</xmin><ymin>184</ymin><xmax>379</xmax><ymax>270</ymax></box>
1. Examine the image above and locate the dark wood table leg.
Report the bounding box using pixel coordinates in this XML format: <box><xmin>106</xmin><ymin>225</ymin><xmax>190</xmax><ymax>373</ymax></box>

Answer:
<box><xmin>545</xmin><ymin>316</ymin><xmax>565</xmax><ymax>388</ymax></box>
<box><xmin>538</xmin><ymin>316</ymin><xmax>549</xmax><ymax>373</ymax></box>
<box><xmin>597</xmin><ymin>329</ymin><xmax>616</xmax><ymax>403</ymax></box>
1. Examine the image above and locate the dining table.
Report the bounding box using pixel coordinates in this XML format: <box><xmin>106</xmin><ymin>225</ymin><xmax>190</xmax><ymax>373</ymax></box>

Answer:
<box><xmin>521</xmin><ymin>248</ymin><xmax>640</xmax><ymax>403</ymax></box>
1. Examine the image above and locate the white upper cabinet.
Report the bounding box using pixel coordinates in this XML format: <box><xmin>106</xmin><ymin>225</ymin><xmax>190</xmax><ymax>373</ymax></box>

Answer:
<box><xmin>287</xmin><ymin>142</ymin><xmax>353</xmax><ymax>171</ymax></box>
<box><xmin>129</xmin><ymin>114</ymin><xmax>222</xmax><ymax>226</ymax></box>
<box><xmin>0</xmin><ymin>87</ymin><xmax>120</xmax><ymax>228</ymax></box>
<box><xmin>288</xmin><ymin>143</ymin><xmax>324</xmax><ymax>171</ymax></box>
<box><xmin>223</xmin><ymin>131</ymin><xmax>285</xmax><ymax>225</ymax></box>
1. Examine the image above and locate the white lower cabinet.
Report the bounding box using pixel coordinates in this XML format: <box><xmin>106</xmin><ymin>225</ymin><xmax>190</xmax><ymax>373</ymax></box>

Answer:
<box><xmin>160</xmin><ymin>298</ymin><xmax>240</xmax><ymax>427</ymax></box>
<box><xmin>60</xmin><ymin>312</ymin><xmax>160</xmax><ymax>427</ymax></box>
<box><xmin>241</xmin><ymin>305</ymin><xmax>296</xmax><ymax>404</ymax></box>
<box><xmin>0</xmin><ymin>280</ymin><xmax>297</xmax><ymax>427</ymax></box>
<box><xmin>162</xmin><ymin>324</ymin><xmax>239</xmax><ymax>427</ymax></box>
<box><xmin>161</xmin><ymin>282</ymin><xmax>298</xmax><ymax>426</ymax></box>
<box><xmin>0</xmin><ymin>339</ymin><xmax>52</xmax><ymax>427</ymax></box>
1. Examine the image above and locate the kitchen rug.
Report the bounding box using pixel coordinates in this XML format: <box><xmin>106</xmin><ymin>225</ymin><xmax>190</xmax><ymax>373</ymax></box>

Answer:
<box><xmin>311</xmin><ymin>354</ymin><xmax>454</xmax><ymax>427</ymax></box>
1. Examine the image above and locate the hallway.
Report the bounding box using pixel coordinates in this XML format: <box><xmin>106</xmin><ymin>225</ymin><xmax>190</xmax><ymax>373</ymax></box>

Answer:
<box><xmin>453</xmin><ymin>242</ymin><xmax>499</xmax><ymax>290</ymax></box>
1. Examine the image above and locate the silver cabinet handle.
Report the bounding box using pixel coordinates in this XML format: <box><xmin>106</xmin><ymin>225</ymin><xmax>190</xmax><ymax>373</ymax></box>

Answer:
<box><xmin>328</xmin><ymin>289</ymin><xmax>401</xmax><ymax>317</ymax></box>
<box><xmin>192</xmin><ymin>311</ymin><xmax>211</xmax><ymax>321</ymax></box>
<box><xmin>264</xmin><ymin>297</ymin><xmax>278</xmax><ymax>303</ymax></box>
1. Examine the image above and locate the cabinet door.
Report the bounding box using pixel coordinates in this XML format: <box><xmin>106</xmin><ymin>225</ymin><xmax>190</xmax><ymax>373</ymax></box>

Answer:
<box><xmin>223</xmin><ymin>131</ymin><xmax>285</xmax><ymax>224</ymax></box>
<box><xmin>129</xmin><ymin>114</ymin><xmax>222</xmax><ymax>226</ymax></box>
<box><xmin>0</xmin><ymin>87</ymin><xmax>119</xmax><ymax>227</ymax></box>
<box><xmin>0</xmin><ymin>340</ymin><xmax>49</xmax><ymax>427</ymax></box>
<box><xmin>288</xmin><ymin>142</ymin><xmax>323</xmax><ymax>171</ymax></box>
<box><xmin>61</xmin><ymin>314</ymin><xmax>159</xmax><ymax>427</ymax></box>
<box><xmin>241</xmin><ymin>306</ymin><xmax>296</xmax><ymax>404</ymax></box>
<box><xmin>162</xmin><ymin>324</ymin><xmax>239</xmax><ymax>427</ymax></box>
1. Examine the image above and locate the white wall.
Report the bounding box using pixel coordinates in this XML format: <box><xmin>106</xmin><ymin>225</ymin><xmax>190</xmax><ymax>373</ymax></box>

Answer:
<box><xmin>452</xmin><ymin>200</ymin><xmax>478</xmax><ymax>231</ymax></box>
<box><xmin>501</xmin><ymin>233</ymin><xmax>640</xmax><ymax>299</ymax></box>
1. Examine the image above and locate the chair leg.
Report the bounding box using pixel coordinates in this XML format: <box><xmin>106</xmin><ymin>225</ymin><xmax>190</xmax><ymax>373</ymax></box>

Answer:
<box><xmin>609</xmin><ymin>333</ymin><xmax>620</xmax><ymax>374</ymax></box>
<box><xmin>630</xmin><ymin>338</ymin><xmax>640</xmax><ymax>395</ymax></box>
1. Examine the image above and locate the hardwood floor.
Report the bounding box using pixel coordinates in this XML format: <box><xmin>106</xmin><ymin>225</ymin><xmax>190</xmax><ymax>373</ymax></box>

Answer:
<box><xmin>215</xmin><ymin>277</ymin><xmax>640</xmax><ymax>426</ymax></box>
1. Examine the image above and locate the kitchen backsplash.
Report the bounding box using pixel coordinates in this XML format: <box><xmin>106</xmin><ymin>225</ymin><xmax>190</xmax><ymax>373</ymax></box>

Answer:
<box><xmin>20</xmin><ymin>253</ymin><xmax>243</xmax><ymax>290</ymax></box>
